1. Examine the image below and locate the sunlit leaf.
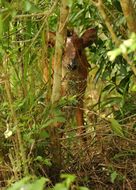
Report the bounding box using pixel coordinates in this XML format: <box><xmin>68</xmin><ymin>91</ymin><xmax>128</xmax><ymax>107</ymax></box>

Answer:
<box><xmin>67</xmin><ymin>0</ymin><xmax>73</xmax><ymax>8</ymax></box>
<box><xmin>78</xmin><ymin>0</ymin><xmax>83</xmax><ymax>4</ymax></box>
<box><xmin>54</xmin><ymin>183</ymin><xmax>67</xmax><ymax>190</ymax></box>
<box><xmin>7</xmin><ymin>177</ymin><xmax>31</xmax><ymax>190</ymax></box>
<box><xmin>61</xmin><ymin>174</ymin><xmax>76</xmax><ymax>188</ymax></box>
<box><xmin>109</xmin><ymin>118</ymin><xmax>124</xmax><ymax>137</ymax></box>
<box><xmin>30</xmin><ymin>178</ymin><xmax>46</xmax><ymax>190</ymax></box>
<box><xmin>107</xmin><ymin>49</ymin><xmax>121</xmax><ymax>61</ymax></box>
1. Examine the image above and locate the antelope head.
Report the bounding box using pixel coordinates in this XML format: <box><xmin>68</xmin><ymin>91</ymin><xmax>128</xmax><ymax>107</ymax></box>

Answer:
<box><xmin>62</xmin><ymin>28</ymin><xmax>97</xmax><ymax>71</ymax></box>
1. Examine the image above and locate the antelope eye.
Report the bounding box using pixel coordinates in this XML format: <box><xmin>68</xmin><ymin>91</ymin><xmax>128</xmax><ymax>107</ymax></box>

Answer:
<box><xmin>67</xmin><ymin>30</ymin><xmax>73</xmax><ymax>37</ymax></box>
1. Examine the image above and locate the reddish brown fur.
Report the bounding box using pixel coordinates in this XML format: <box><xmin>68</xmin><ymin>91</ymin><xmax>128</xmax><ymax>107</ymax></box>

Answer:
<box><xmin>44</xmin><ymin>28</ymin><xmax>97</xmax><ymax>141</ymax></box>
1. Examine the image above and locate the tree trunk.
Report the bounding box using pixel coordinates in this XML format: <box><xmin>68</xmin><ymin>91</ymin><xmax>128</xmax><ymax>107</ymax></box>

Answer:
<box><xmin>50</xmin><ymin>0</ymin><xmax>69</xmax><ymax>168</ymax></box>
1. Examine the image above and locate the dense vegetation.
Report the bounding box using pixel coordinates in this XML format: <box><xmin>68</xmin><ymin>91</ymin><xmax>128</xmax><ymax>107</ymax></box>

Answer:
<box><xmin>0</xmin><ymin>0</ymin><xmax>136</xmax><ymax>189</ymax></box>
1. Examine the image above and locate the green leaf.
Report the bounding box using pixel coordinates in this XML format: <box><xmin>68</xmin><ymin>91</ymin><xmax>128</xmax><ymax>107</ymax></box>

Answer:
<box><xmin>7</xmin><ymin>177</ymin><xmax>31</xmax><ymax>190</ymax></box>
<box><xmin>109</xmin><ymin>118</ymin><xmax>124</xmax><ymax>137</ymax></box>
<box><xmin>35</xmin><ymin>156</ymin><xmax>52</xmax><ymax>166</ymax></box>
<box><xmin>23</xmin><ymin>0</ymin><xmax>40</xmax><ymax>13</ymax></box>
<box><xmin>39</xmin><ymin>130</ymin><xmax>49</xmax><ymax>138</ymax></box>
<box><xmin>102</xmin><ymin>84</ymin><xmax>114</xmax><ymax>93</ymax></box>
<box><xmin>7</xmin><ymin>177</ymin><xmax>48</xmax><ymax>190</ymax></box>
<box><xmin>67</xmin><ymin>0</ymin><xmax>73</xmax><ymax>8</ymax></box>
<box><xmin>77</xmin><ymin>0</ymin><xmax>83</xmax><ymax>4</ymax></box>
<box><xmin>110</xmin><ymin>171</ymin><xmax>118</xmax><ymax>183</ymax></box>
<box><xmin>24</xmin><ymin>0</ymin><xmax>32</xmax><ymax>12</ymax></box>
<box><xmin>61</xmin><ymin>174</ymin><xmax>76</xmax><ymax>188</ymax></box>
<box><xmin>107</xmin><ymin>48</ymin><xmax>121</xmax><ymax>61</ymax></box>
<box><xmin>53</xmin><ymin>183</ymin><xmax>67</xmax><ymax>190</ymax></box>
<box><xmin>53</xmin><ymin>174</ymin><xmax>76</xmax><ymax>190</ymax></box>
<box><xmin>30</xmin><ymin>178</ymin><xmax>46</xmax><ymax>190</ymax></box>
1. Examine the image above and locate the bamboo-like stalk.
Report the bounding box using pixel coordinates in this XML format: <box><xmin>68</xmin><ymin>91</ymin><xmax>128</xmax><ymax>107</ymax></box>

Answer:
<box><xmin>120</xmin><ymin>0</ymin><xmax>136</xmax><ymax>33</ymax></box>
<box><xmin>50</xmin><ymin>0</ymin><xmax>69</xmax><ymax>168</ymax></box>
<box><xmin>2</xmin><ymin>54</ymin><xmax>29</xmax><ymax>177</ymax></box>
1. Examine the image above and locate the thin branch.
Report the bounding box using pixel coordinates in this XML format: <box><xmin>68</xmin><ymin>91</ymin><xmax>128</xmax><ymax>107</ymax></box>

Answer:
<box><xmin>12</xmin><ymin>39</ymin><xmax>33</xmax><ymax>43</ymax></box>
<box><xmin>14</xmin><ymin>12</ymin><xmax>47</xmax><ymax>20</ymax></box>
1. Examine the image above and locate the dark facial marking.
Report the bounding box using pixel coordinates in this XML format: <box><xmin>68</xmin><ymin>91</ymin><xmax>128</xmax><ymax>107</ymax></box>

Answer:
<box><xmin>68</xmin><ymin>58</ymin><xmax>78</xmax><ymax>70</ymax></box>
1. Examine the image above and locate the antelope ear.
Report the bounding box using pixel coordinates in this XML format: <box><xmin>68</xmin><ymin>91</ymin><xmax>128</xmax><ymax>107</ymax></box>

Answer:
<box><xmin>81</xmin><ymin>28</ymin><xmax>97</xmax><ymax>48</ymax></box>
<box><xmin>47</xmin><ymin>31</ymin><xmax>56</xmax><ymax>47</ymax></box>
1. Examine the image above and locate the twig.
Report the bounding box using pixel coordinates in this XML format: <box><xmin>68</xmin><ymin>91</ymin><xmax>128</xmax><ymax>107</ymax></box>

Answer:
<box><xmin>12</xmin><ymin>39</ymin><xmax>33</xmax><ymax>43</ymax></box>
<box><xmin>14</xmin><ymin>12</ymin><xmax>48</xmax><ymax>20</ymax></box>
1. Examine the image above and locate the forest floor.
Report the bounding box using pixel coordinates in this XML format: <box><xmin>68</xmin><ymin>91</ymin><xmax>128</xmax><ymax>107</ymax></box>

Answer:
<box><xmin>55</xmin><ymin>116</ymin><xmax>136</xmax><ymax>190</ymax></box>
<box><xmin>0</xmin><ymin>116</ymin><xmax>136</xmax><ymax>190</ymax></box>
